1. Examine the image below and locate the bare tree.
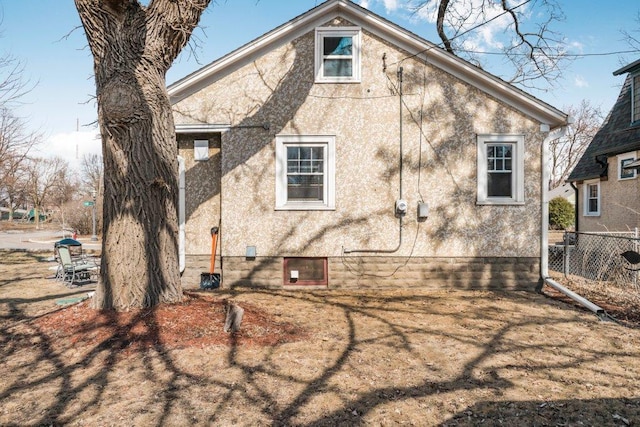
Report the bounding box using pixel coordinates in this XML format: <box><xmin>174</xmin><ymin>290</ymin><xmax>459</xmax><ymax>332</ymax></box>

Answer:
<box><xmin>49</xmin><ymin>166</ymin><xmax>80</xmax><ymax>230</ymax></box>
<box><xmin>0</xmin><ymin>108</ymin><xmax>40</xmax><ymax>220</ymax></box>
<box><xmin>409</xmin><ymin>0</ymin><xmax>568</xmax><ymax>90</ymax></box>
<box><xmin>1</xmin><ymin>13</ymin><xmax>35</xmax><ymax>111</ymax></box>
<box><xmin>24</xmin><ymin>157</ymin><xmax>69</xmax><ymax>229</ymax></box>
<box><xmin>549</xmin><ymin>100</ymin><xmax>603</xmax><ymax>189</ymax></box>
<box><xmin>74</xmin><ymin>0</ymin><xmax>211</xmax><ymax>310</ymax></box>
<box><xmin>0</xmin><ymin>52</ymin><xmax>33</xmax><ymax>109</ymax></box>
<box><xmin>78</xmin><ymin>153</ymin><xmax>103</xmax><ymax>235</ymax></box>
<box><xmin>80</xmin><ymin>153</ymin><xmax>103</xmax><ymax>195</ymax></box>
<box><xmin>0</xmin><ymin>157</ymin><xmax>28</xmax><ymax>221</ymax></box>
<box><xmin>620</xmin><ymin>11</ymin><xmax>640</xmax><ymax>66</ymax></box>
<box><xmin>0</xmin><ymin>108</ymin><xmax>38</xmax><ymax>174</ymax></box>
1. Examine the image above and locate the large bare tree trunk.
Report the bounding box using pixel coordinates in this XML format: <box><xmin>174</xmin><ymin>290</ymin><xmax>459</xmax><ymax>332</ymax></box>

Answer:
<box><xmin>75</xmin><ymin>0</ymin><xmax>210</xmax><ymax>310</ymax></box>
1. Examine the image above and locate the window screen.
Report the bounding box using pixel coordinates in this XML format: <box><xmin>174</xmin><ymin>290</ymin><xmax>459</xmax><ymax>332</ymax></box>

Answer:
<box><xmin>286</xmin><ymin>146</ymin><xmax>324</xmax><ymax>201</ymax></box>
<box><xmin>486</xmin><ymin>144</ymin><xmax>513</xmax><ymax>197</ymax></box>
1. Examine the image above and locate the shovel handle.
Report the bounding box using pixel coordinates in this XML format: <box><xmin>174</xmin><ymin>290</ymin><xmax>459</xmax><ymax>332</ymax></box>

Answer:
<box><xmin>210</xmin><ymin>228</ymin><xmax>219</xmax><ymax>274</ymax></box>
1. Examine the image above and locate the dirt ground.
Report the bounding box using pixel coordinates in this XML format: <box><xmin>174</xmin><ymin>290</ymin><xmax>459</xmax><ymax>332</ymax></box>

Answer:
<box><xmin>1</xmin><ymin>251</ymin><xmax>640</xmax><ymax>426</ymax></box>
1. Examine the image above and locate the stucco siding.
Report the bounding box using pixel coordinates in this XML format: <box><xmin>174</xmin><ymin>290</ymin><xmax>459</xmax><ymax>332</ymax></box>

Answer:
<box><xmin>173</xmin><ymin>19</ymin><xmax>548</xmax><ymax>288</ymax></box>
<box><xmin>178</xmin><ymin>134</ymin><xmax>221</xmax><ymax>255</ymax></box>
<box><xmin>578</xmin><ymin>157</ymin><xmax>640</xmax><ymax>232</ymax></box>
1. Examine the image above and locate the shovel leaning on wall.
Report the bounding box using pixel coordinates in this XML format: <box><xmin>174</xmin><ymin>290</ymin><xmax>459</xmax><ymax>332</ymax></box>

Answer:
<box><xmin>200</xmin><ymin>226</ymin><xmax>220</xmax><ymax>289</ymax></box>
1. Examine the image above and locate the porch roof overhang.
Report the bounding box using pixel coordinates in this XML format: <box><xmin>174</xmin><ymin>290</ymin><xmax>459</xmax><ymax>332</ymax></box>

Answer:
<box><xmin>175</xmin><ymin>123</ymin><xmax>231</xmax><ymax>134</ymax></box>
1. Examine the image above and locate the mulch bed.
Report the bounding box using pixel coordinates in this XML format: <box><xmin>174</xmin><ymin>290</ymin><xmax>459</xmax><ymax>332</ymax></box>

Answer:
<box><xmin>32</xmin><ymin>292</ymin><xmax>308</xmax><ymax>354</ymax></box>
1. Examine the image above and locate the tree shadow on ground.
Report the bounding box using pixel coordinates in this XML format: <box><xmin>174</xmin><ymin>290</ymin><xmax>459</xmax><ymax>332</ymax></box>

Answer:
<box><xmin>1</xmin><ymin>281</ymin><xmax>640</xmax><ymax>425</ymax></box>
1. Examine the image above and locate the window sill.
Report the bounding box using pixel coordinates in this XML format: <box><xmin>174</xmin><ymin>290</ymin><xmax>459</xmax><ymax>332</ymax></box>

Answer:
<box><xmin>314</xmin><ymin>78</ymin><xmax>361</xmax><ymax>84</ymax></box>
<box><xmin>476</xmin><ymin>200</ymin><xmax>525</xmax><ymax>206</ymax></box>
<box><xmin>275</xmin><ymin>204</ymin><xmax>335</xmax><ymax>211</ymax></box>
<box><xmin>583</xmin><ymin>213</ymin><xmax>601</xmax><ymax>217</ymax></box>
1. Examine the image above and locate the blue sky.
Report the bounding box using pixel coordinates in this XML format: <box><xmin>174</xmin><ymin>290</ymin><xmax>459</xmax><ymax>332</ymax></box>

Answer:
<box><xmin>1</xmin><ymin>0</ymin><xmax>639</xmax><ymax>161</ymax></box>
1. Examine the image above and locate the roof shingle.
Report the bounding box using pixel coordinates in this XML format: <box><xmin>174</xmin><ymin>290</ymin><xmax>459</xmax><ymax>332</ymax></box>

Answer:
<box><xmin>568</xmin><ymin>71</ymin><xmax>640</xmax><ymax>182</ymax></box>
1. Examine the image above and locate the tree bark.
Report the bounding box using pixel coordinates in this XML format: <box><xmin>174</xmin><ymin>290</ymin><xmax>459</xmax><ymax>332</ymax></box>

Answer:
<box><xmin>75</xmin><ymin>0</ymin><xmax>210</xmax><ymax>310</ymax></box>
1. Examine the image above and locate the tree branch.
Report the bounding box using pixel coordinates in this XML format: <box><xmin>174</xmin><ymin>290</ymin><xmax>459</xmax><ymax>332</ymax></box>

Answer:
<box><xmin>436</xmin><ymin>0</ymin><xmax>454</xmax><ymax>53</ymax></box>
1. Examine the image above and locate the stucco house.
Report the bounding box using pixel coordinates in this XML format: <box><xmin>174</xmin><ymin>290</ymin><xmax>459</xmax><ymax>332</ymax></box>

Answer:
<box><xmin>567</xmin><ymin>58</ymin><xmax>640</xmax><ymax>233</ymax></box>
<box><xmin>168</xmin><ymin>0</ymin><xmax>569</xmax><ymax>290</ymax></box>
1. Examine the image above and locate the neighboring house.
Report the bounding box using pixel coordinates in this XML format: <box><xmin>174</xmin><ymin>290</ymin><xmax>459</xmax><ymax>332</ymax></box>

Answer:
<box><xmin>168</xmin><ymin>0</ymin><xmax>569</xmax><ymax>290</ymax></box>
<box><xmin>549</xmin><ymin>183</ymin><xmax>575</xmax><ymax>205</ymax></box>
<box><xmin>567</xmin><ymin>59</ymin><xmax>640</xmax><ymax>233</ymax></box>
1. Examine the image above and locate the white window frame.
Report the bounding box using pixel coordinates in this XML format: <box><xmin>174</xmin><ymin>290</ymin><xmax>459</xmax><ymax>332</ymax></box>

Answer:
<box><xmin>618</xmin><ymin>151</ymin><xmax>637</xmax><ymax>180</ymax></box>
<box><xmin>275</xmin><ymin>135</ymin><xmax>336</xmax><ymax>210</ymax></box>
<box><xmin>583</xmin><ymin>179</ymin><xmax>601</xmax><ymax>216</ymax></box>
<box><xmin>633</xmin><ymin>73</ymin><xmax>640</xmax><ymax>123</ymax></box>
<box><xmin>476</xmin><ymin>134</ymin><xmax>525</xmax><ymax>205</ymax></box>
<box><xmin>315</xmin><ymin>27</ymin><xmax>361</xmax><ymax>83</ymax></box>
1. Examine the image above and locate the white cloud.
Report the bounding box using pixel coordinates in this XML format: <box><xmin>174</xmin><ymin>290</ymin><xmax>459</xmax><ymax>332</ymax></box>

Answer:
<box><xmin>574</xmin><ymin>75</ymin><xmax>589</xmax><ymax>88</ymax></box>
<box><xmin>383</xmin><ymin>0</ymin><xmax>399</xmax><ymax>12</ymax></box>
<box><xmin>359</xmin><ymin>0</ymin><xmax>398</xmax><ymax>13</ymax></box>
<box><xmin>569</xmin><ymin>41</ymin><xmax>584</xmax><ymax>53</ymax></box>
<box><xmin>35</xmin><ymin>130</ymin><xmax>102</xmax><ymax>169</ymax></box>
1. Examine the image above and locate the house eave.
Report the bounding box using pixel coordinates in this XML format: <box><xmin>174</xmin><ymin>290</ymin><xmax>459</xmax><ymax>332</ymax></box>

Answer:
<box><xmin>168</xmin><ymin>0</ymin><xmax>568</xmax><ymax>128</ymax></box>
<box><xmin>613</xmin><ymin>58</ymin><xmax>640</xmax><ymax>76</ymax></box>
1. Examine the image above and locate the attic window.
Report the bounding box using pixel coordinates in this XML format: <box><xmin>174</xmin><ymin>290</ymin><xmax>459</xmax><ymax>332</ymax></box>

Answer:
<box><xmin>315</xmin><ymin>27</ymin><xmax>361</xmax><ymax>83</ymax></box>
<box><xmin>633</xmin><ymin>74</ymin><xmax>640</xmax><ymax>123</ymax></box>
<box><xmin>618</xmin><ymin>152</ymin><xmax>637</xmax><ymax>180</ymax></box>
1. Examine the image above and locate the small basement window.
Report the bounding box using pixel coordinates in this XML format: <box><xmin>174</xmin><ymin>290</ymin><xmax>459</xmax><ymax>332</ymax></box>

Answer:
<box><xmin>283</xmin><ymin>257</ymin><xmax>328</xmax><ymax>286</ymax></box>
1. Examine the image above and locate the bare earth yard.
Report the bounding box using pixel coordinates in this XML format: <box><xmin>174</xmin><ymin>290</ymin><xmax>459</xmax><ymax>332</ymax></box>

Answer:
<box><xmin>1</xmin><ymin>251</ymin><xmax>639</xmax><ymax>426</ymax></box>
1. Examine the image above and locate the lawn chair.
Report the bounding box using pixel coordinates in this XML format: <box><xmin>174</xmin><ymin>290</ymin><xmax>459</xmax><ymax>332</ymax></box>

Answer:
<box><xmin>56</xmin><ymin>245</ymin><xmax>98</xmax><ymax>286</ymax></box>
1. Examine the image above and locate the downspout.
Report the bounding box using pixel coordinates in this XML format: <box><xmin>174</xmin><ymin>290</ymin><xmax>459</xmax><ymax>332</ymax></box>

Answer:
<box><xmin>539</xmin><ymin>124</ymin><xmax>608</xmax><ymax>319</ymax></box>
<box><xmin>344</xmin><ymin>66</ymin><xmax>404</xmax><ymax>254</ymax></box>
<box><xmin>178</xmin><ymin>156</ymin><xmax>186</xmax><ymax>274</ymax></box>
<box><xmin>570</xmin><ymin>181</ymin><xmax>579</xmax><ymax>232</ymax></box>
<box><xmin>540</xmin><ymin>124</ymin><xmax>568</xmax><ymax>278</ymax></box>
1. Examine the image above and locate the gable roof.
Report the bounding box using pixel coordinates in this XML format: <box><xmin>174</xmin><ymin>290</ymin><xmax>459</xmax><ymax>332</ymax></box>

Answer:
<box><xmin>568</xmin><ymin>65</ymin><xmax>640</xmax><ymax>182</ymax></box>
<box><xmin>168</xmin><ymin>0</ymin><xmax>567</xmax><ymax>128</ymax></box>
<box><xmin>613</xmin><ymin>58</ymin><xmax>640</xmax><ymax>76</ymax></box>
<box><xmin>549</xmin><ymin>183</ymin><xmax>575</xmax><ymax>203</ymax></box>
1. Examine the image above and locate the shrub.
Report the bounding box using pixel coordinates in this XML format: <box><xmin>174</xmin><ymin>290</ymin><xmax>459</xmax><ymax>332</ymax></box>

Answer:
<box><xmin>549</xmin><ymin>196</ymin><xmax>574</xmax><ymax>230</ymax></box>
<box><xmin>60</xmin><ymin>199</ymin><xmax>102</xmax><ymax>235</ymax></box>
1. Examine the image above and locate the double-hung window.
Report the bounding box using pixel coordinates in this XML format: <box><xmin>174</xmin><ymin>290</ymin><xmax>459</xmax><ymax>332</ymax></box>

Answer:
<box><xmin>315</xmin><ymin>27</ymin><xmax>361</xmax><ymax>83</ymax></box>
<box><xmin>477</xmin><ymin>134</ymin><xmax>525</xmax><ymax>205</ymax></box>
<box><xmin>583</xmin><ymin>180</ymin><xmax>600</xmax><ymax>216</ymax></box>
<box><xmin>275</xmin><ymin>135</ymin><xmax>335</xmax><ymax>210</ymax></box>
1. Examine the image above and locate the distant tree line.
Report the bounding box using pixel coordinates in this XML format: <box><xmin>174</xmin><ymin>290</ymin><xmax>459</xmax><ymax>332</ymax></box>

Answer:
<box><xmin>0</xmin><ymin>38</ymin><xmax>103</xmax><ymax>233</ymax></box>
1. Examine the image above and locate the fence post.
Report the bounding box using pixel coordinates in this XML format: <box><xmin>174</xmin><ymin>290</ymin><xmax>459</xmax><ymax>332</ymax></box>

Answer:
<box><xmin>563</xmin><ymin>231</ymin><xmax>569</xmax><ymax>278</ymax></box>
<box><xmin>631</xmin><ymin>227</ymin><xmax>638</xmax><ymax>289</ymax></box>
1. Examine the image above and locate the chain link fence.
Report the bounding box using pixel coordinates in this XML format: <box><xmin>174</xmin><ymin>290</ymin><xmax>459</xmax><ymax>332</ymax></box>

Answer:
<box><xmin>549</xmin><ymin>231</ymin><xmax>640</xmax><ymax>305</ymax></box>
